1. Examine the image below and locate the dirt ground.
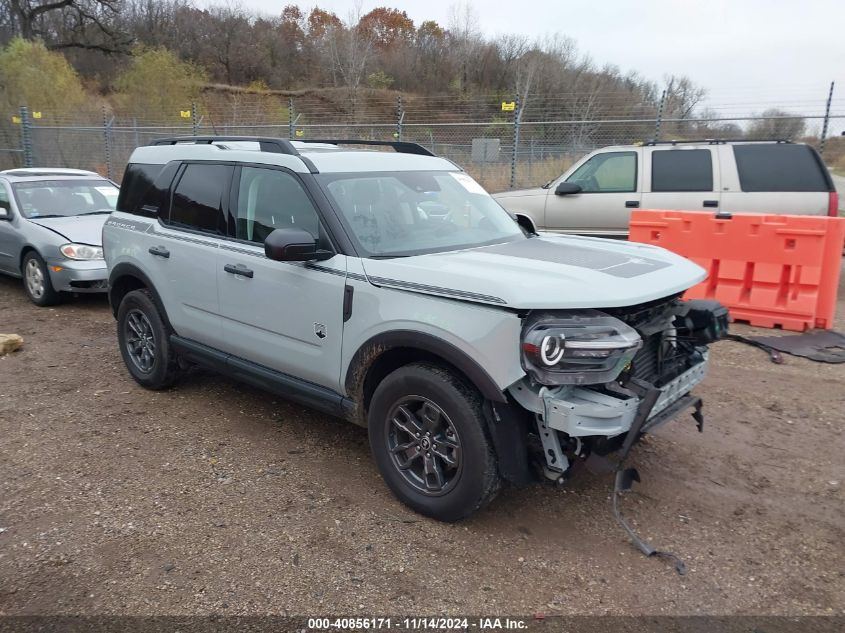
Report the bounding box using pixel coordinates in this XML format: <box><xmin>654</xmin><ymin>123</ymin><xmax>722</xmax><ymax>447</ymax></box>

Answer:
<box><xmin>0</xmin><ymin>268</ymin><xmax>843</xmax><ymax>617</ymax></box>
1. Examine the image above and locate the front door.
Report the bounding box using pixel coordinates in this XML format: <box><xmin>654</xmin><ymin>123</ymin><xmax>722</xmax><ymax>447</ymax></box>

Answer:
<box><xmin>216</xmin><ymin>165</ymin><xmax>347</xmax><ymax>392</ymax></box>
<box><xmin>544</xmin><ymin>149</ymin><xmax>642</xmax><ymax>237</ymax></box>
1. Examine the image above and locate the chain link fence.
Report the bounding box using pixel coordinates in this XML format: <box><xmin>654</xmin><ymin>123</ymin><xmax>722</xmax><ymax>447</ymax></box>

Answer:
<box><xmin>2</xmin><ymin>91</ymin><xmax>844</xmax><ymax>192</ymax></box>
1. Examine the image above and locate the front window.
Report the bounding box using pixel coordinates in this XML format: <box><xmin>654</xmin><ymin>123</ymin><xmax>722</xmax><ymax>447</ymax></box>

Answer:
<box><xmin>318</xmin><ymin>171</ymin><xmax>523</xmax><ymax>257</ymax></box>
<box><xmin>566</xmin><ymin>151</ymin><xmax>637</xmax><ymax>193</ymax></box>
<box><xmin>13</xmin><ymin>179</ymin><xmax>119</xmax><ymax>219</ymax></box>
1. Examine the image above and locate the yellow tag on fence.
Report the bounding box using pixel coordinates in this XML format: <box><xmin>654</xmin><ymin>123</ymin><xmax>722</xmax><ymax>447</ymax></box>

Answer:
<box><xmin>11</xmin><ymin>115</ymin><xmax>21</xmax><ymax>124</ymax></box>
<box><xmin>180</xmin><ymin>110</ymin><xmax>192</xmax><ymax>119</ymax></box>
<box><xmin>32</xmin><ymin>111</ymin><xmax>42</xmax><ymax>119</ymax></box>
<box><xmin>501</xmin><ymin>101</ymin><xmax>516</xmax><ymax>112</ymax></box>
<box><xmin>294</xmin><ymin>129</ymin><xmax>304</xmax><ymax>137</ymax></box>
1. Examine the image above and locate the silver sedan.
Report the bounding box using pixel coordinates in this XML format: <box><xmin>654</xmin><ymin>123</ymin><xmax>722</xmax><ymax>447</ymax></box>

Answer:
<box><xmin>0</xmin><ymin>168</ymin><xmax>119</xmax><ymax>306</ymax></box>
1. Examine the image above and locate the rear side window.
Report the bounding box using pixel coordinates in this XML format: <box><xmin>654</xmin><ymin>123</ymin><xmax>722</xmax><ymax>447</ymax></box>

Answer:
<box><xmin>651</xmin><ymin>149</ymin><xmax>713</xmax><ymax>192</ymax></box>
<box><xmin>734</xmin><ymin>144</ymin><xmax>830</xmax><ymax>192</ymax></box>
<box><xmin>168</xmin><ymin>163</ymin><xmax>232</xmax><ymax>234</ymax></box>
<box><xmin>117</xmin><ymin>163</ymin><xmax>163</xmax><ymax>216</ymax></box>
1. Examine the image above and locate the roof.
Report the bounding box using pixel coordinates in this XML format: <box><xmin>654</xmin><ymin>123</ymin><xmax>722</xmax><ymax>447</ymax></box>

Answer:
<box><xmin>130</xmin><ymin>137</ymin><xmax>459</xmax><ymax>174</ymax></box>
<box><xmin>0</xmin><ymin>168</ymin><xmax>106</xmax><ymax>182</ymax></box>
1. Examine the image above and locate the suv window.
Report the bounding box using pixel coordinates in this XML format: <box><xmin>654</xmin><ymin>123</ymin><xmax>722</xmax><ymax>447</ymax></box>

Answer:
<box><xmin>235</xmin><ymin>167</ymin><xmax>320</xmax><ymax>243</ymax></box>
<box><xmin>566</xmin><ymin>152</ymin><xmax>637</xmax><ymax>193</ymax></box>
<box><xmin>118</xmin><ymin>163</ymin><xmax>163</xmax><ymax>216</ymax></box>
<box><xmin>651</xmin><ymin>149</ymin><xmax>713</xmax><ymax>192</ymax></box>
<box><xmin>168</xmin><ymin>163</ymin><xmax>231</xmax><ymax>234</ymax></box>
<box><xmin>734</xmin><ymin>144</ymin><xmax>830</xmax><ymax>192</ymax></box>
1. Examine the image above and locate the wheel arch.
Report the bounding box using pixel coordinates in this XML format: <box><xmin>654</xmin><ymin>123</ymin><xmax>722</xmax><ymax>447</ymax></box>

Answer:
<box><xmin>108</xmin><ymin>263</ymin><xmax>173</xmax><ymax>331</ymax></box>
<box><xmin>344</xmin><ymin>330</ymin><xmax>507</xmax><ymax>426</ymax></box>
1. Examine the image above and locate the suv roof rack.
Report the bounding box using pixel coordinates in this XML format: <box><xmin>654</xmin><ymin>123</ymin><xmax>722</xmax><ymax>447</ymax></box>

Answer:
<box><xmin>296</xmin><ymin>139</ymin><xmax>435</xmax><ymax>156</ymax></box>
<box><xmin>149</xmin><ymin>136</ymin><xmax>435</xmax><ymax>157</ymax></box>
<box><xmin>150</xmin><ymin>136</ymin><xmax>299</xmax><ymax>155</ymax></box>
<box><xmin>643</xmin><ymin>139</ymin><xmax>793</xmax><ymax>146</ymax></box>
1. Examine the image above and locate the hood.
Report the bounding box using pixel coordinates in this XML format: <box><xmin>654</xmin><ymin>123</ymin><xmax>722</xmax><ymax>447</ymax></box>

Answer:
<box><xmin>360</xmin><ymin>234</ymin><xmax>706</xmax><ymax>310</ymax></box>
<box><xmin>27</xmin><ymin>214</ymin><xmax>109</xmax><ymax>245</ymax></box>
<box><xmin>492</xmin><ymin>187</ymin><xmax>545</xmax><ymax>199</ymax></box>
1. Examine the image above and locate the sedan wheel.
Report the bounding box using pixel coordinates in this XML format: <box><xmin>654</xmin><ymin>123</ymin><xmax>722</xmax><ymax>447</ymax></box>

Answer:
<box><xmin>25</xmin><ymin>258</ymin><xmax>45</xmax><ymax>300</ymax></box>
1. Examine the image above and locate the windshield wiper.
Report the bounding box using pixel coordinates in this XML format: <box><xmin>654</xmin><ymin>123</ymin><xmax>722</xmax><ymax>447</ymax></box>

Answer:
<box><xmin>77</xmin><ymin>210</ymin><xmax>113</xmax><ymax>216</ymax></box>
<box><xmin>540</xmin><ymin>180</ymin><xmax>553</xmax><ymax>189</ymax></box>
<box><xmin>369</xmin><ymin>254</ymin><xmax>410</xmax><ymax>259</ymax></box>
<box><xmin>28</xmin><ymin>214</ymin><xmax>65</xmax><ymax>219</ymax></box>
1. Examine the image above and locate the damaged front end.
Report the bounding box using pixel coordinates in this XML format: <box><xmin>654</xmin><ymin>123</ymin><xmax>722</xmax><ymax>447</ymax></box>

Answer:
<box><xmin>509</xmin><ymin>296</ymin><xmax>728</xmax><ymax>482</ymax></box>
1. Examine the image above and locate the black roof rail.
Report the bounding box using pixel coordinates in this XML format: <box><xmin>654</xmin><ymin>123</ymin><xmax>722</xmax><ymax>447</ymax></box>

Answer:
<box><xmin>643</xmin><ymin>138</ymin><xmax>793</xmax><ymax>146</ymax></box>
<box><xmin>296</xmin><ymin>139</ymin><xmax>435</xmax><ymax>156</ymax></box>
<box><xmin>150</xmin><ymin>136</ymin><xmax>299</xmax><ymax>155</ymax></box>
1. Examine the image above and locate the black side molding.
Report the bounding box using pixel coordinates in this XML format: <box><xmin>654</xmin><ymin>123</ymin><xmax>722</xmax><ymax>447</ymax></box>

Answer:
<box><xmin>343</xmin><ymin>284</ymin><xmax>354</xmax><ymax>322</ymax></box>
<box><xmin>170</xmin><ymin>336</ymin><xmax>353</xmax><ymax>418</ymax></box>
<box><xmin>345</xmin><ymin>330</ymin><xmax>507</xmax><ymax>404</ymax></box>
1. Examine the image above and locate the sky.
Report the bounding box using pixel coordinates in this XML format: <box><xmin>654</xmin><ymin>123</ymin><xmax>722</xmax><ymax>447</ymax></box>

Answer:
<box><xmin>199</xmin><ymin>0</ymin><xmax>845</xmax><ymax>131</ymax></box>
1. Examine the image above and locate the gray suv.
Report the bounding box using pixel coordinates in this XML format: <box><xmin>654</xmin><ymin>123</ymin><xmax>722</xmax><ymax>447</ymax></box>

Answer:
<box><xmin>103</xmin><ymin>137</ymin><xmax>727</xmax><ymax>521</ymax></box>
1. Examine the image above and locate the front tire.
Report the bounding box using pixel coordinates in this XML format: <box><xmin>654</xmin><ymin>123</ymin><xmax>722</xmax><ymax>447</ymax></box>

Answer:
<box><xmin>22</xmin><ymin>252</ymin><xmax>61</xmax><ymax>306</ymax></box>
<box><xmin>117</xmin><ymin>289</ymin><xmax>181</xmax><ymax>389</ymax></box>
<box><xmin>368</xmin><ymin>362</ymin><xmax>500</xmax><ymax>522</ymax></box>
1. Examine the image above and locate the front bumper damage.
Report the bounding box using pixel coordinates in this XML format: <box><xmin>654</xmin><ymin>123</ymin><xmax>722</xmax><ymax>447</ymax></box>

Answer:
<box><xmin>509</xmin><ymin>351</ymin><xmax>709</xmax><ymax>439</ymax></box>
<box><xmin>508</xmin><ymin>352</ymin><xmax>709</xmax><ymax>479</ymax></box>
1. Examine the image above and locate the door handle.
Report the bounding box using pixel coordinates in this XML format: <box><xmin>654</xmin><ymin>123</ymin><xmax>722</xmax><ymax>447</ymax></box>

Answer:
<box><xmin>224</xmin><ymin>263</ymin><xmax>254</xmax><ymax>278</ymax></box>
<box><xmin>625</xmin><ymin>200</ymin><xmax>640</xmax><ymax>208</ymax></box>
<box><xmin>148</xmin><ymin>245</ymin><xmax>170</xmax><ymax>258</ymax></box>
<box><xmin>703</xmin><ymin>200</ymin><xmax>719</xmax><ymax>208</ymax></box>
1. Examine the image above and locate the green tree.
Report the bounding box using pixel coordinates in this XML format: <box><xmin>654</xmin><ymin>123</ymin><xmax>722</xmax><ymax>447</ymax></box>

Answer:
<box><xmin>0</xmin><ymin>38</ymin><xmax>88</xmax><ymax>116</ymax></box>
<box><xmin>113</xmin><ymin>46</ymin><xmax>207</xmax><ymax>119</ymax></box>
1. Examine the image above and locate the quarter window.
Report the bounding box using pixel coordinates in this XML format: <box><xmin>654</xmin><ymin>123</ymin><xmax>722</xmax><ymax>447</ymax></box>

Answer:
<box><xmin>566</xmin><ymin>152</ymin><xmax>637</xmax><ymax>193</ymax></box>
<box><xmin>734</xmin><ymin>144</ymin><xmax>830</xmax><ymax>192</ymax></box>
<box><xmin>168</xmin><ymin>164</ymin><xmax>231</xmax><ymax>234</ymax></box>
<box><xmin>234</xmin><ymin>167</ymin><xmax>320</xmax><ymax>244</ymax></box>
<box><xmin>651</xmin><ymin>149</ymin><xmax>713</xmax><ymax>192</ymax></box>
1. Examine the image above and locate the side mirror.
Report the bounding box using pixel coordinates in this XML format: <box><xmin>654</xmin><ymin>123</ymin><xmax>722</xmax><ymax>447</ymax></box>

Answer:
<box><xmin>0</xmin><ymin>207</ymin><xmax>10</xmax><ymax>220</ymax></box>
<box><xmin>554</xmin><ymin>182</ymin><xmax>582</xmax><ymax>196</ymax></box>
<box><xmin>264</xmin><ymin>227</ymin><xmax>332</xmax><ymax>262</ymax></box>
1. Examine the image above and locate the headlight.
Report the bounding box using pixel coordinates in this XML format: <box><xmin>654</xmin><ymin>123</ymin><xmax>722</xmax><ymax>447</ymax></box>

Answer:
<box><xmin>60</xmin><ymin>243</ymin><xmax>103</xmax><ymax>260</ymax></box>
<box><xmin>522</xmin><ymin>310</ymin><xmax>642</xmax><ymax>385</ymax></box>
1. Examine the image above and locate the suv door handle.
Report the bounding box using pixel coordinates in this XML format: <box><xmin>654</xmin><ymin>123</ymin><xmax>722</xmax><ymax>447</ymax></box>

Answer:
<box><xmin>224</xmin><ymin>263</ymin><xmax>254</xmax><ymax>278</ymax></box>
<box><xmin>625</xmin><ymin>200</ymin><xmax>640</xmax><ymax>208</ymax></box>
<box><xmin>148</xmin><ymin>246</ymin><xmax>170</xmax><ymax>258</ymax></box>
<box><xmin>703</xmin><ymin>200</ymin><xmax>719</xmax><ymax>208</ymax></box>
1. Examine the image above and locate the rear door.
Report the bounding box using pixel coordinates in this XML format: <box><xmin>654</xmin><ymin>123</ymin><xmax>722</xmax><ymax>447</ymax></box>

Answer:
<box><xmin>718</xmin><ymin>143</ymin><xmax>832</xmax><ymax>215</ymax></box>
<box><xmin>544</xmin><ymin>149</ymin><xmax>642</xmax><ymax>237</ymax></box>
<box><xmin>215</xmin><ymin>165</ymin><xmax>347</xmax><ymax>392</ymax></box>
<box><xmin>151</xmin><ymin>162</ymin><xmax>232</xmax><ymax>345</ymax></box>
<box><xmin>641</xmin><ymin>146</ymin><xmax>720</xmax><ymax>212</ymax></box>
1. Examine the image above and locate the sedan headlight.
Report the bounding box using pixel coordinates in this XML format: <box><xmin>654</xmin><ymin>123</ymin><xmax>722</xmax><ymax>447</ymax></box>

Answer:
<box><xmin>522</xmin><ymin>310</ymin><xmax>642</xmax><ymax>385</ymax></box>
<box><xmin>60</xmin><ymin>243</ymin><xmax>104</xmax><ymax>260</ymax></box>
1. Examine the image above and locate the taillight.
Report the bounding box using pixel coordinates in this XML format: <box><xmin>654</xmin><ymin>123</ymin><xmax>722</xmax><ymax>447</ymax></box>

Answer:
<box><xmin>829</xmin><ymin>191</ymin><xmax>840</xmax><ymax>217</ymax></box>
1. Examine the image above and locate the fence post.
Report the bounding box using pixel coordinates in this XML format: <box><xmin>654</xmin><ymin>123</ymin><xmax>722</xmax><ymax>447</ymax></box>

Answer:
<box><xmin>19</xmin><ymin>105</ymin><xmax>33</xmax><ymax>168</ymax></box>
<box><xmin>102</xmin><ymin>106</ymin><xmax>113</xmax><ymax>180</ymax></box>
<box><xmin>654</xmin><ymin>90</ymin><xmax>667</xmax><ymax>141</ymax></box>
<box><xmin>288</xmin><ymin>97</ymin><xmax>294</xmax><ymax>140</ymax></box>
<box><xmin>819</xmin><ymin>81</ymin><xmax>835</xmax><ymax>156</ymax></box>
<box><xmin>395</xmin><ymin>95</ymin><xmax>404</xmax><ymax>140</ymax></box>
<box><xmin>191</xmin><ymin>101</ymin><xmax>198</xmax><ymax>136</ymax></box>
<box><xmin>510</xmin><ymin>94</ymin><xmax>521</xmax><ymax>190</ymax></box>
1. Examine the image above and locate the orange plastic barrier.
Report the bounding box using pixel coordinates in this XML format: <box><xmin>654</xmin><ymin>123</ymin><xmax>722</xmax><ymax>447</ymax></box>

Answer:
<box><xmin>629</xmin><ymin>210</ymin><xmax>845</xmax><ymax>331</ymax></box>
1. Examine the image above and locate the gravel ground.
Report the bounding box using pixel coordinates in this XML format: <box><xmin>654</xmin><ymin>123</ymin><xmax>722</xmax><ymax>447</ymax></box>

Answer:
<box><xmin>0</xmin><ymin>268</ymin><xmax>843</xmax><ymax>617</ymax></box>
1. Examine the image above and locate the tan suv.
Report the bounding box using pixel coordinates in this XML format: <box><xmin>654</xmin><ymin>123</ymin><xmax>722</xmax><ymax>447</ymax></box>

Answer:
<box><xmin>494</xmin><ymin>140</ymin><xmax>839</xmax><ymax>238</ymax></box>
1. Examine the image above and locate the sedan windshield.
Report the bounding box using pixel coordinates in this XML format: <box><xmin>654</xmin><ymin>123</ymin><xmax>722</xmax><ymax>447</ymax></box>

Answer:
<box><xmin>13</xmin><ymin>179</ymin><xmax>119</xmax><ymax>219</ymax></box>
<box><xmin>318</xmin><ymin>171</ymin><xmax>524</xmax><ymax>257</ymax></box>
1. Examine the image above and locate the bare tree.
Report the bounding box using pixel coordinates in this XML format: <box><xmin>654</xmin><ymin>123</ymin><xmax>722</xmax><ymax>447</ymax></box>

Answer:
<box><xmin>747</xmin><ymin>108</ymin><xmax>806</xmax><ymax>140</ymax></box>
<box><xmin>3</xmin><ymin>0</ymin><xmax>127</xmax><ymax>52</ymax></box>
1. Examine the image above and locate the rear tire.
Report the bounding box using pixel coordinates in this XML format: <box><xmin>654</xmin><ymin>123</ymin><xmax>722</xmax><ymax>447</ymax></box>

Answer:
<box><xmin>117</xmin><ymin>289</ymin><xmax>181</xmax><ymax>389</ymax></box>
<box><xmin>368</xmin><ymin>362</ymin><xmax>500</xmax><ymax>522</ymax></box>
<box><xmin>22</xmin><ymin>252</ymin><xmax>61</xmax><ymax>307</ymax></box>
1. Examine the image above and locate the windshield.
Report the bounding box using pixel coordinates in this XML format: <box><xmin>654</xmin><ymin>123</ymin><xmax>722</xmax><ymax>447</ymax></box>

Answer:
<box><xmin>318</xmin><ymin>171</ymin><xmax>524</xmax><ymax>257</ymax></box>
<box><xmin>12</xmin><ymin>179</ymin><xmax>119</xmax><ymax>219</ymax></box>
